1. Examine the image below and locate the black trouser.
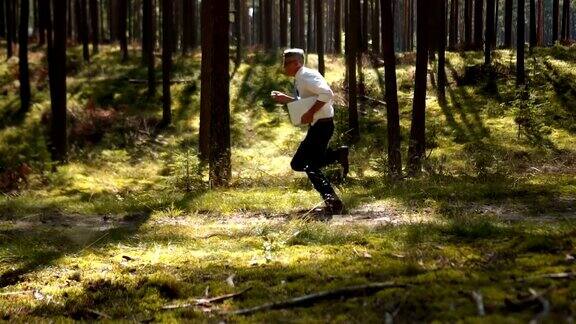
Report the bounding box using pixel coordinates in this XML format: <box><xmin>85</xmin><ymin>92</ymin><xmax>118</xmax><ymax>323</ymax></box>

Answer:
<box><xmin>291</xmin><ymin>118</ymin><xmax>340</xmax><ymax>202</ymax></box>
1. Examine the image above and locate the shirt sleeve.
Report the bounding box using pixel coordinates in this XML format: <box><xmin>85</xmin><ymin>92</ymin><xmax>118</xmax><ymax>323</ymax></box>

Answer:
<box><xmin>302</xmin><ymin>71</ymin><xmax>334</xmax><ymax>103</ymax></box>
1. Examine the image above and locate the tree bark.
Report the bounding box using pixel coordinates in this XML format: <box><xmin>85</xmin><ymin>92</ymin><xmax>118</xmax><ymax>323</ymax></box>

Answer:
<box><xmin>438</xmin><ymin>0</ymin><xmax>447</xmax><ymax>101</ymax></box>
<box><xmin>372</xmin><ymin>0</ymin><xmax>380</xmax><ymax>54</ymax></box>
<box><xmin>361</xmin><ymin>0</ymin><xmax>368</xmax><ymax>52</ymax></box>
<box><xmin>407</xmin><ymin>0</ymin><xmax>428</xmax><ymax>176</ymax></box>
<box><xmin>553</xmin><ymin>0</ymin><xmax>559</xmax><ymax>43</ymax></box>
<box><xmin>203</xmin><ymin>0</ymin><xmax>231</xmax><ymax>187</ymax></box>
<box><xmin>449</xmin><ymin>0</ymin><xmax>458</xmax><ymax>50</ymax></box>
<box><xmin>0</xmin><ymin>0</ymin><xmax>5</xmax><ymax>39</ymax></box>
<box><xmin>307</xmin><ymin>0</ymin><xmax>314</xmax><ymax>52</ymax></box>
<box><xmin>517</xmin><ymin>0</ymin><xmax>525</xmax><ymax>85</ymax></box>
<box><xmin>381</xmin><ymin>0</ymin><xmax>401</xmax><ymax>178</ymax></box>
<box><xmin>485</xmin><ymin>0</ymin><xmax>495</xmax><ymax>65</ymax></box>
<box><xmin>529</xmin><ymin>0</ymin><xmax>536</xmax><ymax>48</ymax></box>
<box><xmin>119</xmin><ymin>0</ymin><xmax>128</xmax><ymax>61</ymax></box>
<box><xmin>561</xmin><ymin>0</ymin><xmax>570</xmax><ymax>42</ymax></box>
<box><xmin>346</xmin><ymin>0</ymin><xmax>360</xmax><ymax>142</ymax></box>
<box><xmin>161</xmin><ymin>0</ymin><xmax>172</xmax><ymax>126</ymax></box>
<box><xmin>89</xmin><ymin>0</ymin><xmax>99</xmax><ymax>53</ymax></box>
<box><xmin>536</xmin><ymin>0</ymin><xmax>543</xmax><ymax>45</ymax></box>
<box><xmin>49</xmin><ymin>0</ymin><xmax>68</xmax><ymax>162</ymax></box>
<box><xmin>473</xmin><ymin>0</ymin><xmax>483</xmax><ymax>50</ymax></box>
<box><xmin>142</xmin><ymin>0</ymin><xmax>155</xmax><ymax>96</ymax></box>
<box><xmin>81</xmin><ymin>0</ymin><xmax>90</xmax><ymax>61</ymax></box>
<box><xmin>334</xmin><ymin>0</ymin><xmax>341</xmax><ymax>52</ymax></box>
<box><xmin>464</xmin><ymin>0</ymin><xmax>472</xmax><ymax>49</ymax></box>
<box><xmin>6</xmin><ymin>0</ymin><xmax>13</xmax><ymax>57</ymax></box>
<box><xmin>200</xmin><ymin>0</ymin><xmax>212</xmax><ymax>160</ymax></box>
<box><xmin>19</xmin><ymin>0</ymin><xmax>31</xmax><ymax>114</ymax></box>
<box><xmin>280</xmin><ymin>0</ymin><xmax>288</xmax><ymax>47</ymax></box>
<box><xmin>316</xmin><ymin>0</ymin><xmax>324</xmax><ymax>74</ymax></box>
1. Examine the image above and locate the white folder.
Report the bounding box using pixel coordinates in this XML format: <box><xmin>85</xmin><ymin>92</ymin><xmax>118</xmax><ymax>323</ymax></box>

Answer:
<box><xmin>287</xmin><ymin>96</ymin><xmax>318</xmax><ymax>126</ymax></box>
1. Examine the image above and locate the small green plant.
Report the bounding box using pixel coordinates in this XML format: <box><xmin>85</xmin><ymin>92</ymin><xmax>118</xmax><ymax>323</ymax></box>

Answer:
<box><xmin>512</xmin><ymin>89</ymin><xmax>554</xmax><ymax>149</ymax></box>
<box><xmin>165</xmin><ymin>148</ymin><xmax>205</xmax><ymax>192</ymax></box>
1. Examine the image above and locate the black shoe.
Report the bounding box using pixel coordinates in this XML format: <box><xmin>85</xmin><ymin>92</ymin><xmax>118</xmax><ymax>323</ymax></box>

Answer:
<box><xmin>326</xmin><ymin>199</ymin><xmax>345</xmax><ymax>215</ymax></box>
<box><xmin>338</xmin><ymin>146</ymin><xmax>349</xmax><ymax>178</ymax></box>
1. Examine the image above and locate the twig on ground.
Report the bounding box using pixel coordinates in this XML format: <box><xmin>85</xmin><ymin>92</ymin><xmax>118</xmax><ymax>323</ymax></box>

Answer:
<box><xmin>0</xmin><ymin>290</ymin><xmax>34</xmax><ymax>296</ymax></box>
<box><xmin>528</xmin><ymin>288</ymin><xmax>550</xmax><ymax>324</ymax></box>
<box><xmin>128</xmin><ymin>79</ymin><xmax>194</xmax><ymax>84</ymax></box>
<box><xmin>518</xmin><ymin>272</ymin><xmax>576</xmax><ymax>281</ymax></box>
<box><xmin>223</xmin><ymin>282</ymin><xmax>408</xmax><ymax>316</ymax></box>
<box><xmin>162</xmin><ymin>287</ymin><xmax>252</xmax><ymax>310</ymax></box>
<box><xmin>471</xmin><ymin>291</ymin><xmax>486</xmax><ymax>316</ymax></box>
<box><xmin>361</xmin><ymin>96</ymin><xmax>387</xmax><ymax>106</ymax></box>
<box><xmin>86</xmin><ymin>308</ymin><xmax>110</xmax><ymax>319</ymax></box>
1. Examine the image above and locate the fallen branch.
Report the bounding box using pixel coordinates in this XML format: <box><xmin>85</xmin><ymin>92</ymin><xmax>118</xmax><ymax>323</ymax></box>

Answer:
<box><xmin>128</xmin><ymin>79</ymin><xmax>195</xmax><ymax>84</ymax></box>
<box><xmin>529</xmin><ymin>288</ymin><xmax>550</xmax><ymax>324</ymax></box>
<box><xmin>162</xmin><ymin>287</ymin><xmax>252</xmax><ymax>310</ymax></box>
<box><xmin>224</xmin><ymin>282</ymin><xmax>408</xmax><ymax>316</ymax></box>
<box><xmin>518</xmin><ymin>272</ymin><xmax>576</xmax><ymax>282</ymax></box>
<box><xmin>86</xmin><ymin>308</ymin><xmax>110</xmax><ymax>319</ymax></box>
<box><xmin>361</xmin><ymin>96</ymin><xmax>386</xmax><ymax>106</ymax></box>
<box><xmin>0</xmin><ymin>290</ymin><xmax>34</xmax><ymax>296</ymax></box>
<box><xmin>471</xmin><ymin>291</ymin><xmax>486</xmax><ymax>316</ymax></box>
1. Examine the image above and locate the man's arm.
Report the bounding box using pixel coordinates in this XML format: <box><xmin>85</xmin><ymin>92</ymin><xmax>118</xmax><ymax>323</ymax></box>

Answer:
<box><xmin>271</xmin><ymin>91</ymin><xmax>295</xmax><ymax>104</ymax></box>
<box><xmin>301</xmin><ymin>100</ymin><xmax>327</xmax><ymax>124</ymax></box>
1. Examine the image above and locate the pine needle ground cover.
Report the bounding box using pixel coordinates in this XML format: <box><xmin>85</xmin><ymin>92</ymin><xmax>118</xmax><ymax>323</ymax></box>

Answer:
<box><xmin>0</xmin><ymin>45</ymin><xmax>574</xmax><ymax>321</ymax></box>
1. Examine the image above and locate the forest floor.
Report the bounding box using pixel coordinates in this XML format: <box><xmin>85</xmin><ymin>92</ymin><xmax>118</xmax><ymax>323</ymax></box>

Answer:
<box><xmin>0</xmin><ymin>44</ymin><xmax>575</xmax><ymax>322</ymax></box>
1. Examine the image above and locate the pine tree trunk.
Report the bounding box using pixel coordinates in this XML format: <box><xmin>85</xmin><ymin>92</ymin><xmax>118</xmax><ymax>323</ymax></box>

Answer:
<box><xmin>536</xmin><ymin>0</ymin><xmax>543</xmax><ymax>45</ymax></box>
<box><xmin>473</xmin><ymin>0</ymin><xmax>483</xmax><ymax>50</ymax></box>
<box><xmin>449</xmin><ymin>0</ymin><xmax>458</xmax><ymax>50</ymax></box>
<box><xmin>504</xmin><ymin>0</ymin><xmax>512</xmax><ymax>47</ymax></box>
<box><xmin>264</xmin><ymin>0</ymin><xmax>273</xmax><ymax>50</ymax></box>
<box><xmin>553</xmin><ymin>0</ymin><xmax>559</xmax><ymax>43</ymax></box>
<box><xmin>6</xmin><ymin>0</ymin><xmax>13</xmax><ymax>57</ymax></box>
<box><xmin>316</xmin><ymin>0</ymin><xmax>324</xmax><ymax>74</ymax></box>
<box><xmin>90</xmin><ymin>0</ymin><xmax>99</xmax><ymax>53</ymax></box>
<box><xmin>0</xmin><ymin>0</ymin><xmax>5</xmax><ymax>39</ymax></box>
<box><xmin>19</xmin><ymin>0</ymin><xmax>31</xmax><ymax>114</ymax></box>
<box><xmin>438</xmin><ymin>0</ymin><xmax>447</xmax><ymax>101</ymax></box>
<box><xmin>361</xmin><ymin>0</ymin><xmax>368</xmax><ymax>52</ymax></box>
<box><xmin>517</xmin><ymin>0</ymin><xmax>525</xmax><ymax>85</ymax></box>
<box><xmin>407</xmin><ymin>0</ymin><xmax>428</xmax><ymax>176</ymax></box>
<box><xmin>561</xmin><ymin>0</ymin><xmax>570</xmax><ymax>41</ymax></box>
<box><xmin>49</xmin><ymin>0</ymin><xmax>68</xmax><ymax>162</ymax></box>
<box><xmin>529</xmin><ymin>0</ymin><xmax>536</xmax><ymax>48</ymax></box>
<box><xmin>485</xmin><ymin>0</ymin><xmax>495</xmax><ymax>65</ymax></box>
<box><xmin>200</xmin><ymin>0</ymin><xmax>212</xmax><ymax>160</ymax></box>
<box><xmin>202</xmin><ymin>0</ymin><xmax>231</xmax><ymax>187</ymax></box>
<box><xmin>372</xmin><ymin>0</ymin><xmax>380</xmax><ymax>54</ymax></box>
<box><xmin>307</xmin><ymin>0</ymin><xmax>314</xmax><ymax>51</ymax></box>
<box><xmin>280</xmin><ymin>0</ymin><xmax>288</xmax><ymax>47</ymax></box>
<box><xmin>464</xmin><ymin>0</ymin><xmax>472</xmax><ymax>49</ymax></box>
<box><xmin>81</xmin><ymin>0</ymin><xmax>90</xmax><ymax>61</ymax></box>
<box><xmin>381</xmin><ymin>0</ymin><xmax>401</xmax><ymax>178</ymax></box>
<box><xmin>161</xmin><ymin>0</ymin><xmax>172</xmax><ymax>126</ymax></box>
<box><xmin>347</xmin><ymin>0</ymin><xmax>360</xmax><ymax>142</ymax></box>
<box><xmin>334</xmin><ymin>0</ymin><xmax>341</xmax><ymax>52</ymax></box>
<box><xmin>119</xmin><ymin>0</ymin><xmax>128</xmax><ymax>61</ymax></box>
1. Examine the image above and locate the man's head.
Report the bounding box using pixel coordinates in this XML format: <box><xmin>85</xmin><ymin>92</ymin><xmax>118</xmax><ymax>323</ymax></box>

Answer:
<box><xmin>283</xmin><ymin>48</ymin><xmax>304</xmax><ymax>76</ymax></box>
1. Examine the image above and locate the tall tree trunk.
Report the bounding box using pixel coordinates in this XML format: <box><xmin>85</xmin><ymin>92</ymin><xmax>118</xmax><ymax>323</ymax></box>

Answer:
<box><xmin>202</xmin><ymin>0</ymin><xmax>231</xmax><ymax>187</ymax></box>
<box><xmin>381</xmin><ymin>0</ymin><xmax>401</xmax><ymax>178</ymax></box>
<box><xmin>536</xmin><ymin>0</ymin><xmax>543</xmax><ymax>45</ymax></box>
<box><xmin>49</xmin><ymin>0</ymin><xmax>68</xmax><ymax>162</ymax></box>
<box><xmin>18</xmin><ymin>0</ymin><xmax>30</xmax><ymax>114</ymax></box>
<box><xmin>280</xmin><ymin>0</ymin><xmax>288</xmax><ymax>47</ymax></box>
<box><xmin>142</xmin><ymin>0</ymin><xmax>155</xmax><ymax>96</ymax></box>
<box><xmin>517</xmin><ymin>0</ymin><xmax>525</xmax><ymax>85</ymax></box>
<box><xmin>449</xmin><ymin>0</ymin><xmax>458</xmax><ymax>50</ymax></box>
<box><xmin>561</xmin><ymin>0</ymin><xmax>570</xmax><ymax>41</ymax></box>
<box><xmin>346</xmin><ymin>0</ymin><xmax>360</xmax><ymax>142</ymax></box>
<box><xmin>473</xmin><ymin>0</ymin><xmax>483</xmax><ymax>50</ymax></box>
<box><xmin>334</xmin><ymin>0</ymin><xmax>341</xmax><ymax>53</ymax></box>
<box><xmin>316</xmin><ymin>0</ymin><xmax>324</xmax><ymax>74</ymax></box>
<box><xmin>553</xmin><ymin>0</ymin><xmax>559</xmax><ymax>43</ymax></box>
<box><xmin>504</xmin><ymin>0</ymin><xmax>512</xmax><ymax>47</ymax></box>
<box><xmin>307</xmin><ymin>0</ymin><xmax>314</xmax><ymax>51</ymax></box>
<box><xmin>81</xmin><ymin>0</ymin><xmax>90</xmax><ymax>61</ymax></box>
<box><xmin>119</xmin><ymin>0</ymin><xmax>128</xmax><ymax>61</ymax></box>
<box><xmin>75</xmin><ymin>0</ymin><xmax>82</xmax><ymax>43</ymax></box>
<box><xmin>464</xmin><ymin>0</ymin><xmax>472</xmax><ymax>49</ymax></box>
<box><xmin>161</xmin><ymin>0</ymin><xmax>172</xmax><ymax>126</ymax></box>
<box><xmin>6</xmin><ymin>0</ymin><xmax>13</xmax><ymax>57</ymax></box>
<box><xmin>0</xmin><ymin>0</ymin><xmax>5</xmax><ymax>39</ymax></box>
<box><xmin>529</xmin><ymin>0</ymin><xmax>536</xmax><ymax>48</ymax></box>
<box><xmin>407</xmin><ymin>0</ymin><xmax>428</xmax><ymax>176</ymax></box>
<box><xmin>264</xmin><ymin>0</ymin><xmax>273</xmax><ymax>50</ymax></box>
<box><xmin>182</xmin><ymin>0</ymin><xmax>191</xmax><ymax>53</ymax></box>
<box><xmin>200</xmin><ymin>0</ymin><xmax>212</xmax><ymax>160</ymax></box>
<box><xmin>485</xmin><ymin>0</ymin><xmax>495</xmax><ymax>65</ymax></box>
<box><xmin>361</xmin><ymin>0</ymin><xmax>368</xmax><ymax>52</ymax></box>
<box><xmin>372</xmin><ymin>0</ymin><xmax>380</xmax><ymax>54</ymax></box>
<box><xmin>438</xmin><ymin>0</ymin><xmax>447</xmax><ymax>101</ymax></box>
<box><xmin>89</xmin><ymin>0</ymin><xmax>99</xmax><ymax>53</ymax></box>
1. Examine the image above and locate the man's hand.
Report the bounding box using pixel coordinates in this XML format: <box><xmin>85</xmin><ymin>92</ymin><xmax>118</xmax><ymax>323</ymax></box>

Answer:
<box><xmin>271</xmin><ymin>91</ymin><xmax>294</xmax><ymax>104</ymax></box>
<box><xmin>301</xmin><ymin>111</ymin><xmax>314</xmax><ymax>124</ymax></box>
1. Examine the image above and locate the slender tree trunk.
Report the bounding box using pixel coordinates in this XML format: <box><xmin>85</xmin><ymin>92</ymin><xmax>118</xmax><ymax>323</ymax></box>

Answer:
<box><xmin>464</xmin><ymin>0</ymin><xmax>472</xmax><ymax>49</ymax></box>
<box><xmin>90</xmin><ymin>0</ymin><xmax>99</xmax><ymax>53</ymax></box>
<box><xmin>438</xmin><ymin>0</ymin><xmax>447</xmax><ymax>101</ymax></box>
<box><xmin>264</xmin><ymin>0</ymin><xmax>273</xmax><ymax>50</ymax></box>
<box><xmin>346</xmin><ymin>0</ymin><xmax>360</xmax><ymax>142</ymax></box>
<box><xmin>372</xmin><ymin>0</ymin><xmax>380</xmax><ymax>53</ymax></box>
<box><xmin>485</xmin><ymin>0</ymin><xmax>495</xmax><ymax>65</ymax></box>
<box><xmin>504</xmin><ymin>0</ymin><xmax>512</xmax><ymax>47</ymax></box>
<box><xmin>334</xmin><ymin>0</ymin><xmax>341</xmax><ymax>52</ymax></box>
<box><xmin>142</xmin><ymin>0</ymin><xmax>155</xmax><ymax>98</ymax></box>
<box><xmin>81</xmin><ymin>0</ymin><xmax>90</xmax><ymax>61</ymax></box>
<box><xmin>200</xmin><ymin>0</ymin><xmax>212</xmax><ymax>160</ymax></box>
<box><xmin>361</xmin><ymin>0</ymin><xmax>368</xmax><ymax>52</ymax></box>
<box><xmin>0</xmin><ymin>0</ymin><xmax>5</xmax><ymax>39</ymax></box>
<box><xmin>553</xmin><ymin>0</ymin><xmax>559</xmax><ymax>43</ymax></box>
<box><xmin>536</xmin><ymin>0</ymin><xmax>543</xmax><ymax>45</ymax></box>
<box><xmin>517</xmin><ymin>0</ymin><xmax>525</xmax><ymax>85</ymax></box>
<box><xmin>561</xmin><ymin>0</ymin><xmax>570</xmax><ymax>41</ymax></box>
<box><xmin>75</xmin><ymin>0</ymin><xmax>82</xmax><ymax>43</ymax></box>
<box><xmin>6</xmin><ymin>0</ymin><xmax>13</xmax><ymax>57</ymax></box>
<box><xmin>316</xmin><ymin>0</ymin><xmax>324</xmax><ymax>74</ymax></box>
<box><xmin>407</xmin><ymin>0</ymin><xmax>428</xmax><ymax>176</ymax></box>
<box><xmin>49</xmin><ymin>0</ymin><xmax>68</xmax><ymax>162</ymax></box>
<box><xmin>381</xmin><ymin>0</ymin><xmax>401</xmax><ymax>178</ymax></box>
<box><xmin>18</xmin><ymin>0</ymin><xmax>30</xmax><ymax>114</ymax></box>
<box><xmin>449</xmin><ymin>0</ymin><xmax>458</xmax><ymax>50</ymax></box>
<box><xmin>119</xmin><ymin>0</ymin><xmax>128</xmax><ymax>61</ymax></box>
<box><xmin>529</xmin><ymin>0</ymin><xmax>536</xmax><ymax>48</ymax></box>
<box><xmin>280</xmin><ymin>0</ymin><xmax>288</xmax><ymax>47</ymax></box>
<box><xmin>473</xmin><ymin>0</ymin><xmax>483</xmax><ymax>50</ymax></box>
<box><xmin>161</xmin><ymin>0</ymin><xmax>172</xmax><ymax>126</ymax></box>
<box><xmin>307</xmin><ymin>0</ymin><xmax>314</xmax><ymax>51</ymax></box>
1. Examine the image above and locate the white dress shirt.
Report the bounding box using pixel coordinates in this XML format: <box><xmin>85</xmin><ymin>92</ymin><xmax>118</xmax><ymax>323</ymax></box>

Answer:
<box><xmin>294</xmin><ymin>67</ymin><xmax>334</xmax><ymax>125</ymax></box>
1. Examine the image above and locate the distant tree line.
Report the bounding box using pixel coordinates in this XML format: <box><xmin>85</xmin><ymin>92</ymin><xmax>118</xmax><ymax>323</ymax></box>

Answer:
<box><xmin>0</xmin><ymin>0</ymin><xmax>575</xmax><ymax>184</ymax></box>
